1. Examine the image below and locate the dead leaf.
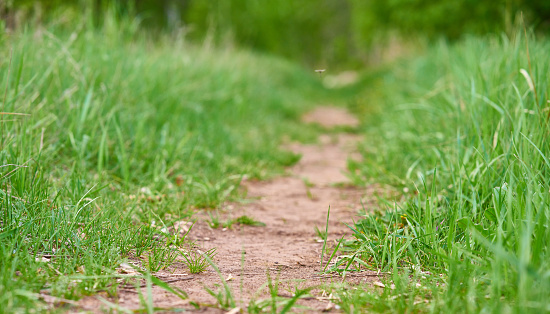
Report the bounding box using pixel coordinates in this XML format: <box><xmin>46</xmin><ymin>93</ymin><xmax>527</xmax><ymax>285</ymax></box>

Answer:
<box><xmin>373</xmin><ymin>281</ymin><xmax>385</xmax><ymax>288</ymax></box>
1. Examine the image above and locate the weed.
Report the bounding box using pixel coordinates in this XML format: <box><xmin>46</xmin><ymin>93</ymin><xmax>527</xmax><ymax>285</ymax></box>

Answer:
<box><xmin>322</xmin><ymin>235</ymin><xmax>345</xmax><ymax>273</ymax></box>
<box><xmin>248</xmin><ymin>272</ymin><xmax>313</xmax><ymax>313</ymax></box>
<box><xmin>314</xmin><ymin>225</ymin><xmax>326</xmax><ymax>240</ymax></box>
<box><xmin>209</xmin><ymin>214</ymin><xmax>266</xmax><ymax>229</ymax></box>
<box><xmin>203</xmin><ymin>253</ymin><xmax>236</xmax><ymax>310</ymax></box>
<box><xmin>319</xmin><ymin>206</ymin><xmax>330</xmax><ymax>272</ymax></box>
<box><xmin>302</xmin><ymin>178</ymin><xmax>317</xmax><ymax>200</ymax></box>
<box><xmin>181</xmin><ymin>247</ymin><xmax>217</xmax><ymax>274</ymax></box>
<box><xmin>207</xmin><ymin>211</ymin><xmax>221</xmax><ymax>229</ymax></box>
<box><xmin>143</xmin><ymin>246</ymin><xmax>179</xmax><ymax>273</ymax></box>
<box><xmin>222</xmin><ymin>219</ymin><xmax>235</xmax><ymax>229</ymax></box>
<box><xmin>165</xmin><ymin>221</ymin><xmax>195</xmax><ymax>247</ymax></box>
<box><xmin>205</xmin><ymin>284</ymin><xmax>236</xmax><ymax>311</ymax></box>
<box><xmin>233</xmin><ymin>215</ymin><xmax>266</xmax><ymax>227</ymax></box>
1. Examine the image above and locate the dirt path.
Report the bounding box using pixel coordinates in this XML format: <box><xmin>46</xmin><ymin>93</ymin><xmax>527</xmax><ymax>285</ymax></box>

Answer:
<box><xmin>78</xmin><ymin>107</ymin><xmax>378</xmax><ymax>313</ymax></box>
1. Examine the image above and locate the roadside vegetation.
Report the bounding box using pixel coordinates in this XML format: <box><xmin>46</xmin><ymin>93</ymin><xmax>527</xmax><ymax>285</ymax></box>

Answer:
<box><xmin>341</xmin><ymin>31</ymin><xmax>550</xmax><ymax>312</ymax></box>
<box><xmin>0</xmin><ymin>14</ymin><xmax>331</xmax><ymax>311</ymax></box>
<box><xmin>2</xmin><ymin>2</ymin><xmax>550</xmax><ymax>313</ymax></box>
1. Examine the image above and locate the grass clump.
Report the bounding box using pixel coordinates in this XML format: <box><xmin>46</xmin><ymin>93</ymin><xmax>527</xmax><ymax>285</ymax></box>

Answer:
<box><xmin>207</xmin><ymin>213</ymin><xmax>266</xmax><ymax>229</ymax></box>
<box><xmin>345</xmin><ymin>31</ymin><xmax>550</xmax><ymax>312</ymax></box>
<box><xmin>181</xmin><ymin>247</ymin><xmax>218</xmax><ymax>274</ymax></box>
<box><xmin>234</xmin><ymin>215</ymin><xmax>266</xmax><ymax>227</ymax></box>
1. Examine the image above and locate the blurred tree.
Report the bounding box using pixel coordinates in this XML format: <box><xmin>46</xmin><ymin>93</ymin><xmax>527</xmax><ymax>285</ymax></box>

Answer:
<box><xmin>182</xmin><ymin>0</ymin><xmax>354</xmax><ymax>67</ymax></box>
<box><xmin>3</xmin><ymin>0</ymin><xmax>550</xmax><ymax>67</ymax></box>
<box><xmin>350</xmin><ymin>0</ymin><xmax>549</xmax><ymax>45</ymax></box>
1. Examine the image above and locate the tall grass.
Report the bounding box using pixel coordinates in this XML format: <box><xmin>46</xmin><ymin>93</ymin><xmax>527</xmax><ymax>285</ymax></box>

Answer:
<box><xmin>346</xmin><ymin>31</ymin><xmax>550</xmax><ymax>312</ymax></box>
<box><xmin>0</xmin><ymin>14</ymin><xmax>330</xmax><ymax>311</ymax></box>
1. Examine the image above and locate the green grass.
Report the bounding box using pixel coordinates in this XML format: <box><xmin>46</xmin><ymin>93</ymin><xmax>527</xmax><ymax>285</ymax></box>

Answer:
<box><xmin>0</xmin><ymin>14</ymin><xmax>335</xmax><ymax>311</ymax></box>
<box><xmin>5</xmin><ymin>9</ymin><xmax>549</xmax><ymax>314</ymax></box>
<box><xmin>233</xmin><ymin>215</ymin><xmax>266</xmax><ymax>227</ymax></box>
<box><xmin>181</xmin><ymin>247</ymin><xmax>217</xmax><ymax>274</ymax></box>
<box><xmin>342</xmin><ymin>31</ymin><xmax>550</xmax><ymax>312</ymax></box>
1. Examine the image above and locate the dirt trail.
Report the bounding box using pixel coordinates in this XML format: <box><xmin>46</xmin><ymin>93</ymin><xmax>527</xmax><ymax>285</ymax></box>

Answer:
<box><xmin>78</xmin><ymin>107</ymin><xmax>378</xmax><ymax>313</ymax></box>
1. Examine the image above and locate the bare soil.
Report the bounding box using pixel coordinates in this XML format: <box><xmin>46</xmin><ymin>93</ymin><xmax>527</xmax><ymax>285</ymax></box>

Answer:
<box><xmin>301</xmin><ymin>107</ymin><xmax>359</xmax><ymax>129</ymax></box>
<box><xmin>77</xmin><ymin>106</ymin><xmax>377</xmax><ymax>313</ymax></box>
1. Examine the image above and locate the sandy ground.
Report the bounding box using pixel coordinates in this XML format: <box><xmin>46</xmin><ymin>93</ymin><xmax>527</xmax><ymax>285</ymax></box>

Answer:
<box><xmin>76</xmin><ymin>106</ymin><xmax>378</xmax><ymax>313</ymax></box>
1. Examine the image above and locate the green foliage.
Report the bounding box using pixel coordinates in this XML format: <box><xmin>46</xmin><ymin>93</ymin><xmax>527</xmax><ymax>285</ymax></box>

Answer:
<box><xmin>203</xmin><ymin>253</ymin><xmax>236</xmax><ymax>310</ymax></box>
<box><xmin>183</xmin><ymin>0</ymin><xmax>354</xmax><ymax>67</ymax></box>
<box><xmin>0</xmin><ymin>14</ymin><xmax>330</xmax><ymax>310</ymax></box>
<box><xmin>7</xmin><ymin>0</ymin><xmax>550</xmax><ymax>67</ymax></box>
<box><xmin>233</xmin><ymin>215</ymin><xmax>266</xmax><ymax>227</ymax></box>
<box><xmin>247</xmin><ymin>272</ymin><xmax>312</xmax><ymax>314</ymax></box>
<box><xmin>206</xmin><ymin>212</ymin><xmax>266</xmax><ymax>229</ymax></box>
<box><xmin>347</xmin><ymin>31</ymin><xmax>550</xmax><ymax>311</ymax></box>
<box><xmin>171</xmin><ymin>0</ymin><xmax>550</xmax><ymax>66</ymax></box>
<box><xmin>351</xmin><ymin>0</ymin><xmax>503</xmax><ymax>42</ymax></box>
<box><xmin>180</xmin><ymin>247</ymin><xmax>217</xmax><ymax>274</ymax></box>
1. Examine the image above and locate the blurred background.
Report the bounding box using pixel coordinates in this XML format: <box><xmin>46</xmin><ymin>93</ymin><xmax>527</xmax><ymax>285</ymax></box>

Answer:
<box><xmin>2</xmin><ymin>0</ymin><xmax>550</xmax><ymax>68</ymax></box>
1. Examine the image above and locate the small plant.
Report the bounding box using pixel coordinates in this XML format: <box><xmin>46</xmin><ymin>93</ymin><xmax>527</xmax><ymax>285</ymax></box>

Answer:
<box><xmin>202</xmin><ymin>253</ymin><xmax>236</xmax><ymax>310</ymax></box>
<box><xmin>144</xmin><ymin>246</ymin><xmax>180</xmax><ymax>273</ymax></box>
<box><xmin>234</xmin><ymin>215</ymin><xmax>266</xmax><ymax>227</ymax></box>
<box><xmin>222</xmin><ymin>219</ymin><xmax>235</xmax><ymax>229</ymax></box>
<box><xmin>166</xmin><ymin>221</ymin><xmax>195</xmax><ymax>247</ymax></box>
<box><xmin>302</xmin><ymin>178</ymin><xmax>316</xmax><ymax>200</ymax></box>
<box><xmin>181</xmin><ymin>247</ymin><xmax>217</xmax><ymax>274</ymax></box>
<box><xmin>314</xmin><ymin>225</ymin><xmax>327</xmax><ymax>240</ymax></box>
<box><xmin>210</xmin><ymin>215</ymin><xmax>266</xmax><ymax>229</ymax></box>
<box><xmin>205</xmin><ymin>284</ymin><xmax>236</xmax><ymax>311</ymax></box>
<box><xmin>319</xmin><ymin>206</ymin><xmax>330</xmax><ymax>272</ymax></box>
<box><xmin>121</xmin><ymin>271</ymin><xmax>193</xmax><ymax>313</ymax></box>
<box><xmin>322</xmin><ymin>235</ymin><xmax>346</xmax><ymax>273</ymax></box>
<box><xmin>248</xmin><ymin>272</ymin><xmax>313</xmax><ymax>313</ymax></box>
<box><xmin>207</xmin><ymin>211</ymin><xmax>221</xmax><ymax>229</ymax></box>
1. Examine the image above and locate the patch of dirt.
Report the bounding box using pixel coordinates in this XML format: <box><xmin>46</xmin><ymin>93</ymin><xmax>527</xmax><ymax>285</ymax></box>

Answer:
<box><xmin>77</xmin><ymin>107</ymin><xmax>377</xmax><ymax>313</ymax></box>
<box><xmin>301</xmin><ymin>106</ymin><xmax>360</xmax><ymax>129</ymax></box>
